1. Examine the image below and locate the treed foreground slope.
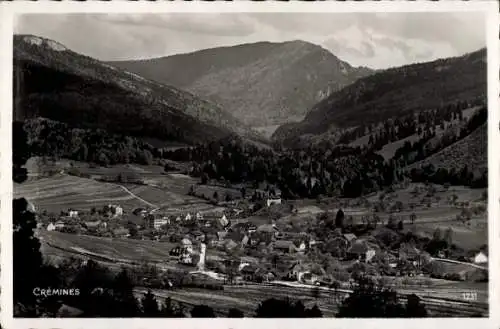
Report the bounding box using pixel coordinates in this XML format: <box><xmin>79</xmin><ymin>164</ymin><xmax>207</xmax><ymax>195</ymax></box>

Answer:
<box><xmin>109</xmin><ymin>40</ymin><xmax>373</xmax><ymax>127</ymax></box>
<box><xmin>14</xmin><ymin>34</ymin><xmax>263</xmax><ymax>145</ymax></box>
<box><xmin>273</xmin><ymin>48</ymin><xmax>487</xmax><ymax>146</ymax></box>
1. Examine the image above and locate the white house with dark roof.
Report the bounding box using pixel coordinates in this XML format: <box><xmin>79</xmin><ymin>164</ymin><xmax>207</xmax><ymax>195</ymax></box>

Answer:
<box><xmin>181</xmin><ymin>237</ymin><xmax>193</xmax><ymax>253</ymax></box>
<box><xmin>266</xmin><ymin>197</ymin><xmax>282</xmax><ymax>207</ymax></box>
<box><xmin>474</xmin><ymin>251</ymin><xmax>488</xmax><ymax>264</ymax></box>
<box><xmin>68</xmin><ymin>209</ymin><xmax>79</xmax><ymax>218</ymax></box>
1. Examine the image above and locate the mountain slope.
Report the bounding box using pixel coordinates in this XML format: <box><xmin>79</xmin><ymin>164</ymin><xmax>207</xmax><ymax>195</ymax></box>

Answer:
<box><xmin>273</xmin><ymin>48</ymin><xmax>487</xmax><ymax>145</ymax></box>
<box><xmin>14</xmin><ymin>34</ymin><xmax>263</xmax><ymax>145</ymax></box>
<box><xmin>109</xmin><ymin>40</ymin><xmax>373</xmax><ymax>127</ymax></box>
<box><xmin>408</xmin><ymin>123</ymin><xmax>487</xmax><ymax>173</ymax></box>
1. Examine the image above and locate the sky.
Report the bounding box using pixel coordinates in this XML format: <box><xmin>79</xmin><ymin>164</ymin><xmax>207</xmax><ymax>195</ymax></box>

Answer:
<box><xmin>14</xmin><ymin>12</ymin><xmax>486</xmax><ymax>69</ymax></box>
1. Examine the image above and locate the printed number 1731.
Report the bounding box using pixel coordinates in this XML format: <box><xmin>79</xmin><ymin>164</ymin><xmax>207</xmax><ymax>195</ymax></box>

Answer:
<box><xmin>462</xmin><ymin>291</ymin><xmax>478</xmax><ymax>301</ymax></box>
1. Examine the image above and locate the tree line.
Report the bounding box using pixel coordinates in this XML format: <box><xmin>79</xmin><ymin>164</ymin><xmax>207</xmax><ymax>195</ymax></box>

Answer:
<box><xmin>19</xmin><ymin>103</ymin><xmax>487</xmax><ymax>202</ymax></box>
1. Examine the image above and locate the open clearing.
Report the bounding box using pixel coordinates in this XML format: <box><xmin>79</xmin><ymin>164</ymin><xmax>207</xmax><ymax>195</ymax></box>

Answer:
<box><xmin>15</xmin><ymin>174</ymin><xmax>146</xmax><ymax>213</ymax></box>
<box><xmin>15</xmin><ymin>170</ymin><xmax>226</xmax><ymax>215</ymax></box>
<box><xmin>39</xmin><ymin>230</ymin><xmax>224</xmax><ymax>265</ymax></box>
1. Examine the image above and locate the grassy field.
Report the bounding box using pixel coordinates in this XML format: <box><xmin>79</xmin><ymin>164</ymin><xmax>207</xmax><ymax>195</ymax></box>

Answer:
<box><xmin>39</xmin><ymin>230</ymin><xmax>225</xmax><ymax>264</ymax></box>
<box><xmin>15</xmin><ymin>174</ymin><xmax>147</xmax><ymax>213</ymax></box>
<box><xmin>413</xmin><ymin>220</ymin><xmax>487</xmax><ymax>250</ymax></box>
<box><xmin>16</xmin><ymin>166</ymin><xmax>231</xmax><ymax>215</ymax></box>
<box><xmin>40</xmin><ymin>230</ymin><xmax>177</xmax><ymax>262</ymax></box>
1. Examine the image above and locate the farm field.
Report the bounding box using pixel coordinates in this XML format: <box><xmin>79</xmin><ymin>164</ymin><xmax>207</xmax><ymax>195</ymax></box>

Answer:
<box><xmin>14</xmin><ymin>174</ymin><xmax>147</xmax><ymax>213</ymax></box>
<box><xmin>15</xmin><ymin>168</ymin><xmax>231</xmax><ymax>215</ymax></box>
<box><xmin>413</xmin><ymin>221</ymin><xmax>487</xmax><ymax>250</ymax></box>
<box><xmin>39</xmin><ymin>230</ymin><xmax>225</xmax><ymax>265</ymax></box>
<box><xmin>366</xmin><ymin>183</ymin><xmax>486</xmax><ymax>205</ymax></box>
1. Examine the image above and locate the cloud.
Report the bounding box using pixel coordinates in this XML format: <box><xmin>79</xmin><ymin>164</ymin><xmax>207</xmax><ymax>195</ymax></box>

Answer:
<box><xmin>14</xmin><ymin>12</ymin><xmax>486</xmax><ymax>69</ymax></box>
<box><xmin>324</xmin><ymin>37</ymin><xmax>375</xmax><ymax>59</ymax></box>
<box><xmin>372</xmin><ymin>37</ymin><xmax>413</xmax><ymax>61</ymax></box>
<box><xmin>95</xmin><ymin>13</ymin><xmax>257</xmax><ymax>37</ymax></box>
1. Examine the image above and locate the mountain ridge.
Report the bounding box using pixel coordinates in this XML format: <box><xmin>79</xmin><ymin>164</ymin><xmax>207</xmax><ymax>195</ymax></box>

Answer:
<box><xmin>14</xmin><ymin>34</ymin><xmax>265</xmax><ymax>145</ymax></box>
<box><xmin>272</xmin><ymin>47</ymin><xmax>487</xmax><ymax>146</ymax></box>
<box><xmin>108</xmin><ymin>40</ymin><xmax>374</xmax><ymax>127</ymax></box>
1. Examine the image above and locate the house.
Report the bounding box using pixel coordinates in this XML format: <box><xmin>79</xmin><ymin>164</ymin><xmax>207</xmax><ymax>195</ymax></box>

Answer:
<box><xmin>309</xmin><ymin>239</ymin><xmax>323</xmax><ymax>249</ymax></box>
<box><xmin>112</xmin><ymin>227</ymin><xmax>130</xmax><ymax>238</ymax></box>
<box><xmin>170</xmin><ymin>246</ymin><xmax>183</xmax><ymax>257</ymax></box>
<box><xmin>133</xmin><ymin>208</ymin><xmax>148</xmax><ymax>217</ymax></box>
<box><xmin>193</xmin><ymin>231</ymin><xmax>206</xmax><ymax>242</ymax></box>
<box><xmin>196</xmin><ymin>212</ymin><xmax>203</xmax><ymax>220</ymax></box>
<box><xmin>224</xmin><ymin>239</ymin><xmax>238</xmax><ymax>250</ymax></box>
<box><xmin>68</xmin><ymin>209</ymin><xmax>79</xmax><ymax>218</ymax></box>
<box><xmin>301</xmin><ymin>272</ymin><xmax>320</xmax><ymax>285</ymax></box>
<box><xmin>473</xmin><ymin>251</ymin><xmax>488</xmax><ymax>264</ymax></box>
<box><xmin>181</xmin><ymin>238</ymin><xmax>193</xmax><ymax>253</ymax></box>
<box><xmin>275</xmin><ymin>231</ymin><xmax>285</xmax><ymax>240</ymax></box>
<box><xmin>346</xmin><ymin>240</ymin><xmax>376</xmax><ymax>263</ymax></box>
<box><xmin>54</xmin><ymin>221</ymin><xmax>66</xmax><ymax>230</ymax></box>
<box><xmin>342</xmin><ymin>233</ymin><xmax>357</xmax><ymax>246</ymax></box>
<box><xmin>399</xmin><ymin>244</ymin><xmax>429</xmax><ymax>268</ymax></box>
<box><xmin>240</xmin><ymin>264</ymin><xmax>259</xmax><ymax>281</ymax></box>
<box><xmin>185</xmin><ymin>213</ymin><xmax>192</xmax><ymax>221</ymax></box>
<box><xmin>155</xmin><ymin>218</ymin><xmax>170</xmax><ymax>230</ymax></box>
<box><xmin>238</xmin><ymin>262</ymin><xmax>251</xmax><ymax>272</ymax></box>
<box><xmin>232</xmin><ymin>222</ymin><xmax>250</xmax><ymax>233</ymax></box>
<box><xmin>145</xmin><ymin>214</ymin><xmax>171</xmax><ymax>230</ymax></box>
<box><xmin>248</xmin><ymin>224</ymin><xmax>257</xmax><ymax>233</ymax></box>
<box><xmin>179</xmin><ymin>252</ymin><xmax>193</xmax><ymax>265</ymax></box>
<box><xmin>84</xmin><ymin>220</ymin><xmax>102</xmax><ymax>230</ymax></box>
<box><xmin>263</xmin><ymin>271</ymin><xmax>276</xmax><ymax>282</ymax></box>
<box><xmin>217</xmin><ymin>231</ymin><xmax>228</xmax><ymax>241</ymax></box>
<box><xmin>273</xmin><ymin>240</ymin><xmax>295</xmax><ymax>253</ymax></box>
<box><xmin>200</xmin><ymin>218</ymin><xmax>212</xmax><ymax>227</ymax></box>
<box><xmin>108</xmin><ymin>204</ymin><xmax>123</xmax><ymax>217</ymax></box>
<box><xmin>290</xmin><ymin>263</ymin><xmax>308</xmax><ymax>281</ymax></box>
<box><xmin>296</xmin><ymin>241</ymin><xmax>307</xmax><ymax>253</ymax></box>
<box><xmin>232</xmin><ymin>208</ymin><xmax>244</xmax><ymax>216</ymax></box>
<box><xmin>47</xmin><ymin>223</ymin><xmax>56</xmax><ymax>231</ymax></box>
<box><xmin>257</xmin><ymin>224</ymin><xmax>278</xmax><ymax>234</ymax></box>
<box><xmin>241</xmin><ymin>235</ymin><xmax>249</xmax><ymax>247</ymax></box>
<box><xmin>266</xmin><ymin>197</ymin><xmax>282</xmax><ymax>207</ymax></box>
<box><xmin>218</xmin><ymin>214</ymin><xmax>229</xmax><ymax>228</ymax></box>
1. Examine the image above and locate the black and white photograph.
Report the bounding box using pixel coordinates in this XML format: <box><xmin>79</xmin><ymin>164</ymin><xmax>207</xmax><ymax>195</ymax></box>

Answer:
<box><xmin>1</xmin><ymin>1</ymin><xmax>499</xmax><ymax>327</ymax></box>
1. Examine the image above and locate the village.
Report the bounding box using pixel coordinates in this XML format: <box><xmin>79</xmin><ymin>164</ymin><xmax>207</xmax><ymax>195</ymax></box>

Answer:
<box><xmin>36</xmin><ymin>182</ymin><xmax>489</xmax><ymax>291</ymax></box>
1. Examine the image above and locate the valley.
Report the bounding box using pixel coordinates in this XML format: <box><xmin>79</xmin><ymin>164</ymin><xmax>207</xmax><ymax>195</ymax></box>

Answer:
<box><xmin>12</xmin><ymin>30</ymin><xmax>489</xmax><ymax>319</ymax></box>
